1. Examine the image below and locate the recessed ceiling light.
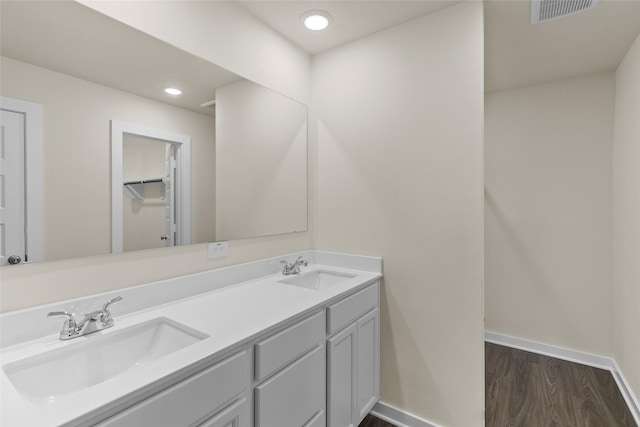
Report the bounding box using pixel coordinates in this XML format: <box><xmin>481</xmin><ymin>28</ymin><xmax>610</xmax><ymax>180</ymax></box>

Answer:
<box><xmin>302</xmin><ymin>10</ymin><xmax>331</xmax><ymax>31</ymax></box>
<box><xmin>164</xmin><ymin>87</ymin><xmax>182</xmax><ymax>96</ymax></box>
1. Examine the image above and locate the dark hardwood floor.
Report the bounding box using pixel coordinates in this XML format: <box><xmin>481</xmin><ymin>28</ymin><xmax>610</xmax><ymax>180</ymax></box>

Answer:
<box><xmin>486</xmin><ymin>342</ymin><xmax>636</xmax><ymax>427</ymax></box>
<box><xmin>358</xmin><ymin>414</ymin><xmax>396</xmax><ymax>427</ymax></box>
<box><xmin>361</xmin><ymin>343</ymin><xmax>636</xmax><ymax>427</ymax></box>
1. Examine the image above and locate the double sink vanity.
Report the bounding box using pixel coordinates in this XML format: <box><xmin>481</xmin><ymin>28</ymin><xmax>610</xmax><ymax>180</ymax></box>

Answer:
<box><xmin>0</xmin><ymin>251</ymin><xmax>382</xmax><ymax>427</ymax></box>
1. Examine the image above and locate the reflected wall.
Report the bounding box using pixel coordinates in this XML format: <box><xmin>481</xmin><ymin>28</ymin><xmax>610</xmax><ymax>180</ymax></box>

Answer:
<box><xmin>0</xmin><ymin>57</ymin><xmax>217</xmax><ymax>261</ymax></box>
<box><xmin>216</xmin><ymin>80</ymin><xmax>307</xmax><ymax>240</ymax></box>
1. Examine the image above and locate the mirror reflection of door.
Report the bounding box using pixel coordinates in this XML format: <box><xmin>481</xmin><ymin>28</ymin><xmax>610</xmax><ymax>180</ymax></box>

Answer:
<box><xmin>0</xmin><ymin>109</ymin><xmax>25</xmax><ymax>266</ymax></box>
<box><xmin>111</xmin><ymin>120</ymin><xmax>191</xmax><ymax>254</ymax></box>
<box><xmin>122</xmin><ymin>134</ymin><xmax>179</xmax><ymax>252</ymax></box>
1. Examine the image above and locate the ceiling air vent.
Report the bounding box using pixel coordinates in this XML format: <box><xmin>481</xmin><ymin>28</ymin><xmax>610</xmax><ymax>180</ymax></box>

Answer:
<box><xmin>531</xmin><ymin>0</ymin><xmax>600</xmax><ymax>24</ymax></box>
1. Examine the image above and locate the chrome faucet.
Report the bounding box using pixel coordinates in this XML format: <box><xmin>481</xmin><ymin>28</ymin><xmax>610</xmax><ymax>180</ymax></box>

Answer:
<box><xmin>48</xmin><ymin>296</ymin><xmax>123</xmax><ymax>340</ymax></box>
<box><xmin>280</xmin><ymin>256</ymin><xmax>308</xmax><ymax>275</ymax></box>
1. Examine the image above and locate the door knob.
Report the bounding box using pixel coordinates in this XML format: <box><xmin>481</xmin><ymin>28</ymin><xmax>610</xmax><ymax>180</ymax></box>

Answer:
<box><xmin>160</xmin><ymin>235</ymin><xmax>169</xmax><ymax>240</ymax></box>
<box><xmin>8</xmin><ymin>255</ymin><xmax>22</xmax><ymax>265</ymax></box>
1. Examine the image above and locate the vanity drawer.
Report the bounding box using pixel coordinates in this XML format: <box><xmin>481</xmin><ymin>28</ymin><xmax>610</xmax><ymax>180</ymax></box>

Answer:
<box><xmin>327</xmin><ymin>282</ymin><xmax>378</xmax><ymax>334</ymax></box>
<box><xmin>97</xmin><ymin>351</ymin><xmax>248</xmax><ymax>427</ymax></box>
<box><xmin>254</xmin><ymin>311</ymin><xmax>325</xmax><ymax>381</ymax></box>
<box><xmin>254</xmin><ymin>344</ymin><xmax>325</xmax><ymax>427</ymax></box>
<box><xmin>198</xmin><ymin>397</ymin><xmax>247</xmax><ymax>427</ymax></box>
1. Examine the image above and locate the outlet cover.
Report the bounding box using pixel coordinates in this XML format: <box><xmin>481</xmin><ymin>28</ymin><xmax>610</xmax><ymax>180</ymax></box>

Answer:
<box><xmin>207</xmin><ymin>241</ymin><xmax>229</xmax><ymax>258</ymax></box>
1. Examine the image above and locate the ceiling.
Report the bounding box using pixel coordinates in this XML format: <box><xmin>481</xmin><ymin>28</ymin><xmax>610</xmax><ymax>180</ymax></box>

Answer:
<box><xmin>237</xmin><ymin>1</ymin><xmax>461</xmax><ymax>54</ymax></box>
<box><xmin>484</xmin><ymin>0</ymin><xmax>640</xmax><ymax>92</ymax></box>
<box><xmin>3</xmin><ymin>1</ymin><xmax>639</xmax><ymax>101</ymax></box>
<box><xmin>238</xmin><ymin>0</ymin><xmax>640</xmax><ymax>92</ymax></box>
<box><xmin>0</xmin><ymin>1</ymin><xmax>242</xmax><ymax>116</ymax></box>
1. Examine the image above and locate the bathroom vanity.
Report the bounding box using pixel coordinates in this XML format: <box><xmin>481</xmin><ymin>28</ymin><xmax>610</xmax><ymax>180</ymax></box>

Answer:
<box><xmin>0</xmin><ymin>251</ymin><xmax>381</xmax><ymax>427</ymax></box>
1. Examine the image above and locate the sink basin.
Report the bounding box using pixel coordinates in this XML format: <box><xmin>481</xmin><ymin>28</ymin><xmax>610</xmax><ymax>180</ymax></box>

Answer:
<box><xmin>3</xmin><ymin>317</ymin><xmax>208</xmax><ymax>404</ymax></box>
<box><xmin>278</xmin><ymin>269</ymin><xmax>357</xmax><ymax>291</ymax></box>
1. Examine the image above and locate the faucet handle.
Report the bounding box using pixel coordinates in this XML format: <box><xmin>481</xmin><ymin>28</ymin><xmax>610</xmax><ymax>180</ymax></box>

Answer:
<box><xmin>102</xmin><ymin>296</ymin><xmax>123</xmax><ymax>312</ymax></box>
<box><xmin>101</xmin><ymin>296</ymin><xmax>123</xmax><ymax>323</ymax></box>
<box><xmin>280</xmin><ymin>259</ymin><xmax>294</xmax><ymax>275</ymax></box>
<box><xmin>47</xmin><ymin>311</ymin><xmax>78</xmax><ymax>332</ymax></box>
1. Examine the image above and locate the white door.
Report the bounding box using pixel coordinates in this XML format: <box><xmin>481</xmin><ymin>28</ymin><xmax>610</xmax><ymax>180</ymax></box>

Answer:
<box><xmin>164</xmin><ymin>144</ymin><xmax>177</xmax><ymax>247</ymax></box>
<box><xmin>0</xmin><ymin>110</ymin><xmax>26</xmax><ymax>266</ymax></box>
<box><xmin>356</xmin><ymin>309</ymin><xmax>380</xmax><ymax>424</ymax></box>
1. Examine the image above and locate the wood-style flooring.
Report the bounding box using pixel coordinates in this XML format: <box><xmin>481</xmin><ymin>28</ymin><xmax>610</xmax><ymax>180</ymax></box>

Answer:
<box><xmin>486</xmin><ymin>342</ymin><xmax>636</xmax><ymax>427</ymax></box>
<box><xmin>359</xmin><ymin>343</ymin><xmax>636</xmax><ymax>427</ymax></box>
<box><xmin>358</xmin><ymin>414</ymin><xmax>395</xmax><ymax>427</ymax></box>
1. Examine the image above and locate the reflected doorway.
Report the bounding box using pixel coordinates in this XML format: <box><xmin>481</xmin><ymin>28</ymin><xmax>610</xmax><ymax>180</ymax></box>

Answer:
<box><xmin>122</xmin><ymin>136</ymin><xmax>180</xmax><ymax>252</ymax></box>
<box><xmin>111</xmin><ymin>121</ymin><xmax>191</xmax><ymax>254</ymax></box>
<box><xmin>0</xmin><ymin>96</ymin><xmax>43</xmax><ymax>266</ymax></box>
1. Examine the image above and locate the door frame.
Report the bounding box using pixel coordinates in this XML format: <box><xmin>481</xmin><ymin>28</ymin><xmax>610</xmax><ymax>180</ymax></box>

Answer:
<box><xmin>110</xmin><ymin>120</ymin><xmax>191</xmax><ymax>253</ymax></box>
<box><xmin>0</xmin><ymin>96</ymin><xmax>44</xmax><ymax>263</ymax></box>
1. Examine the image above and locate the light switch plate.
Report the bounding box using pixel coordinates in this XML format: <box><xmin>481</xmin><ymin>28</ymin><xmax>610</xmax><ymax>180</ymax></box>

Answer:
<box><xmin>207</xmin><ymin>241</ymin><xmax>229</xmax><ymax>258</ymax></box>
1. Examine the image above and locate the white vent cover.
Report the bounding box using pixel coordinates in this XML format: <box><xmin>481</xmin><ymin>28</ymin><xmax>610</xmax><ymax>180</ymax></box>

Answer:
<box><xmin>531</xmin><ymin>0</ymin><xmax>600</xmax><ymax>24</ymax></box>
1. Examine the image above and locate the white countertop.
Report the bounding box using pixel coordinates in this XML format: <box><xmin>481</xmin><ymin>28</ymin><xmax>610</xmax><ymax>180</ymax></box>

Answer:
<box><xmin>0</xmin><ymin>254</ymin><xmax>382</xmax><ymax>427</ymax></box>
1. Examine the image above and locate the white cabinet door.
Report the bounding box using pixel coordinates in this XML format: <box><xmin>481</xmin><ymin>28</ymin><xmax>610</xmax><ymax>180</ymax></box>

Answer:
<box><xmin>356</xmin><ymin>309</ymin><xmax>380</xmax><ymax>424</ymax></box>
<box><xmin>327</xmin><ymin>323</ymin><xmax>357</xmax><ymax>427</ymax></box>
<box><xmin>327</xmin><ymin>308</ymin><xmax>380</xmax><ymax>427</ymax></box>
<box><xmin>199</xmin><ymin>398</ymin><xmax>247</xmax><ymax>427</ymax></box>
<box><xmin>255</xmin><ymin>345</ymin><xmax>325</xmax><ymax>427</ymax></box>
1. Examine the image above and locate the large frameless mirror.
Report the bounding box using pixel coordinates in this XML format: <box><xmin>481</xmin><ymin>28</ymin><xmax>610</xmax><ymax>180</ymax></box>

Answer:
<box><xmin>0</xmin><ymin>1</ymin><xmax>307</xmax><ymax>265</ymax></box>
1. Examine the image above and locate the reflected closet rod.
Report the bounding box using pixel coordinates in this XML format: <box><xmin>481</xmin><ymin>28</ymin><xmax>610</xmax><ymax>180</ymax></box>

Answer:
<box><xmin>123</xmin><ymin>178</ymin><xmax>164</xmax><ymax>185</ymax></box>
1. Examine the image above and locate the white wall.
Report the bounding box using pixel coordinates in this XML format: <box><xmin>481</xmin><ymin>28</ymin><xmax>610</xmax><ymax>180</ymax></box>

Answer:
<box><xmin>485</xmin><ymin>73</ymin><xmax>615</xmax><ymax>357</ymax></box>
<box><xmin>612</xmin><ymin>33</ymin><xmax>640</xmax><ymax>403</ymax></box>
<box><xmin>312</xmin><ymin>3</ymin><xmax>484</xmax><ymax>426</ymax></box>
<box><xmin>1</xmin><ymin>4</ymin><xmax>311</xmax><ymax>313</ymax></box>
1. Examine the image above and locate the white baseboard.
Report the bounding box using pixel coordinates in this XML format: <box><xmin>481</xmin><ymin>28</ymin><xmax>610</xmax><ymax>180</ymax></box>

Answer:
<box><xmin>485</xmin><ymin>331</ymin><xmax>640</xmax><ymax>426</ymax></box>
<box><xmin>484</xmin><ymin>331</ymin><xmax>612</xmax><ymax>369</ymax></box>
<box><xmin>370</xmin><ymin>401</ymin><xmax>440</xmax><ymax>427</ymax></box>
<box><xmin>369</xmin><ymin>334</ymin><xmax>640</xmax><ymax>427</ymax></box>
<box><xmin>611</xmin><ymin>359</ymin><xmax>640</xmax><ymax>426</ymax></box>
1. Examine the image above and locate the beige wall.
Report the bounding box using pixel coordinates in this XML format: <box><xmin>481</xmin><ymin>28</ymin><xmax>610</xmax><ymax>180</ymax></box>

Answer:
<box><xmin>312</xmin><ymin>3</ymin><xmax>485</xmax><ymax>426</ymax></box>
<box><xmin>1</xmin><ymin>5</ymin><xmax>312</xmax><ymax>313</ymax></box>
<box><xmin>0</xmin><ymin>57</ymin><xmax>216</xmax><ymax>261</ymax></box>
<box><xmin>0</xmin><ymin>233</ymin><xmax>310</xmax><ymax>312</ymax></box>
<box><xmin>485</xmin><ymin>73</ymin><xmax>615</xmax><ymax>357</ymax></box>
<box><xmin>216</xmin><ymin>79</ymin><xmax>307</xmax><ymax>240</ymax></box>
<box><xmin>612</xmin><ymin>33</ymin><xmax>640</xmax><ymax>402</ymax></box>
